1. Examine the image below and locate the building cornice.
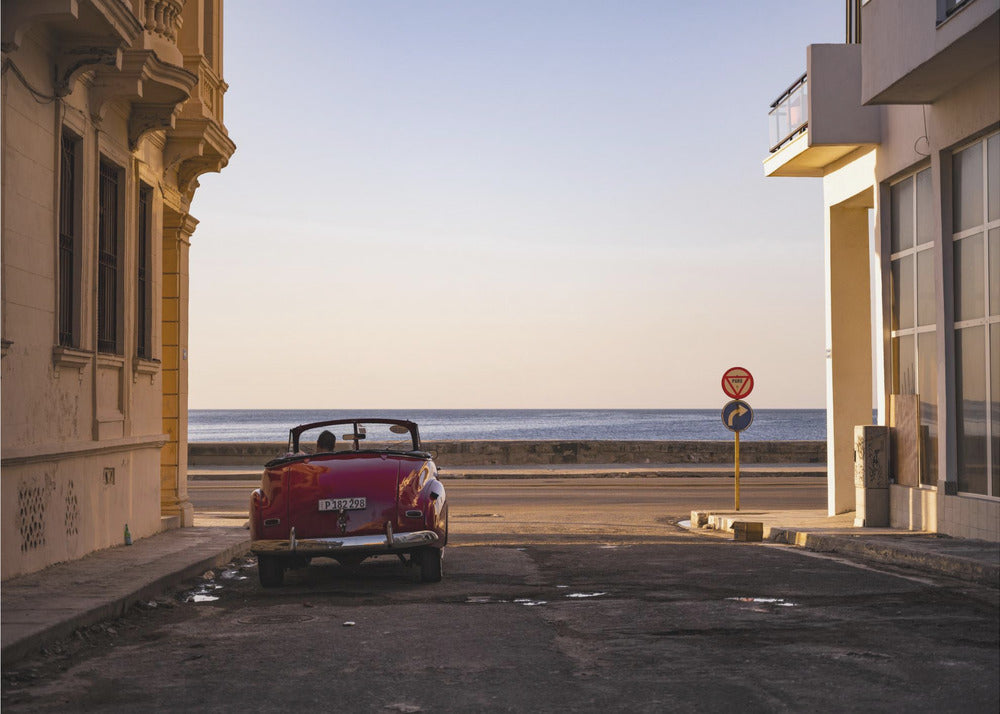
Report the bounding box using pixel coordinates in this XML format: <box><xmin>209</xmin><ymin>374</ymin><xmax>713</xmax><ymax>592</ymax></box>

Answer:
<box><xmin>1</xmin><ymin>433</ymin><xmax>170</xmax><ymax>466</ymax></box>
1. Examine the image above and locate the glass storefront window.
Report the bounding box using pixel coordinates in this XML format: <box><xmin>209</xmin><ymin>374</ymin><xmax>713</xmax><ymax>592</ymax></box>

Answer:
<box><xmin>892</xmin><ymin>334</ymin><xmax>916</xmax><ymax>395</ymax></box>
<box><xmin>918</xmin><ymin>330</ymin><xmax>938</xmax><ymax>485</ymax></box>
<box><xmin>990</xmin><ymin>228</ymin><xmax>999</xmax><ymax>316</ymax></box>
<box><xmin>952</xmin><ymin>131</ymin><xmax>999</xmax><ymax>497</ymax></box>
<box><xmin>989</xmin><ymin>134</ymin><xmax>999</xmax><ymax>222</ymax></box>
<box><xmin>891</xmin><ymin>176</ymin><xmax>914</xmax><ymax>253</ymax></box>
<box><xmin>956</xmin><ymin>326</ymin><xmax>987</xmax><ymax>495</ymax></box>
<box><xmin>893</xmin><ymin>254</ymin><xmax>915</xmax><ymax>330</ymax></box>
<box><xmin>916</xmin><ymin>169</ymin><xmax>935</xmax><ymax>246</ymax></box>
<box><xmin>954</xmin><ymin>142</ymin><xmax>984</xmax><ymax>233</ymax></box>
<box><xmin>954</xmin><ymin>233</ymin><xmax>985</xmax><ymax>321</ymax></box>
<box><xmin>890</xmin><ymin>167</ymin><xmax>937</xmax><ymax>487</ymax></box>
<box><xmin>916</xmin><ymin>249</ymin><xmax>935</xmax><ymax>326</ymax></box>
<box><xmin>992</xmin><ymin>324</ymin><xmax>999</xmax><ymax>498</ymax></box>
<box><xmin>990</xmin><ymin>322</ymin><xmax>1000</xmax><ymax>496</ymax></box>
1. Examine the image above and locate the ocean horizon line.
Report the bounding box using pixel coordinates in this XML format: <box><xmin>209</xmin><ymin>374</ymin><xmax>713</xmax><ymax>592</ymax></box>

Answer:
<box><xmin>190</xmin><ymin>407</ymin><xmax>827</xmax><ymax>412</ymax></box>
<box><xmin>189</xmin><ymin>407</ymin><xmax>836</xmax><ymax>443</ymax></box>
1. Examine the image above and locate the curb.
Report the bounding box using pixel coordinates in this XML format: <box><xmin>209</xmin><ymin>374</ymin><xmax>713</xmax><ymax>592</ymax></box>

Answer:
<box><xmin>1</xmin><ymin>538</ymin><xmax>251</xmax><ymax>664</ymax></box>
<box><xmin>768</xmin><ymin>528</ymin><xmax>1000</xmax><ymax>587</ymax></box>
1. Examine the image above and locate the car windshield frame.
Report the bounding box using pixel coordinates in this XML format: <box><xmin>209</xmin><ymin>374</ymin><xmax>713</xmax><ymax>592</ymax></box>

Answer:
<box><xmin>287</xmin><ymin>418</ymin><xmax>422</xmax><ymax>454</ymax></box>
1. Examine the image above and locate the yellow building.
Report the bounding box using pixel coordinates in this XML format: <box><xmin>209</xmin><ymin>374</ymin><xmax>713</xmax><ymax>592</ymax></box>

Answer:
<box><xmin>1</xmin><ymin>0</ymin><xmax>235</xmax><ymax>578</ymax></box>
<box><xmin>766</xmin><ymin>0</ymin><xmax>998</xmax><ymax>540</ymax></box>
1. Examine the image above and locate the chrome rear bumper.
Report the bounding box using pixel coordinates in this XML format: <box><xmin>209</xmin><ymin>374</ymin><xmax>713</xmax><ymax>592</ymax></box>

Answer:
<box><xmin>251</xmin><ymin>529</ymin><xmax>439</xmax><ymax>556</ymax></box>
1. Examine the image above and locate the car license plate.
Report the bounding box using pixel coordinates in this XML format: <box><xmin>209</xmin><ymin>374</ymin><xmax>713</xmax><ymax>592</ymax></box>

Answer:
<box><xmin>318</xmin><ymin>497</ymin><xmax>366</xmax><ymax>512</ymax></box>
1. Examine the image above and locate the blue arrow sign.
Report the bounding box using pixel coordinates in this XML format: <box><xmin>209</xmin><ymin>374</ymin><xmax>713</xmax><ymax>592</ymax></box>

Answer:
<box><xmin>722</xmin><ymin>399</ymin><xmax>754</xmax><ymax>433</ymax></box>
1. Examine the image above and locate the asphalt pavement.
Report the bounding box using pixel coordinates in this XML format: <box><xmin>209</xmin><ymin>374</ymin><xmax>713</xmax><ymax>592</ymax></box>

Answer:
<box><xmin>2</xmin><ymin>471</ymin><xmax>998</xmax><ymax>665</ymax></box>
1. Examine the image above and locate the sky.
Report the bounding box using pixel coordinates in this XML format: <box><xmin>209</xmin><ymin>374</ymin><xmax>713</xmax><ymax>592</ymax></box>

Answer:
<box><xmin>188</xmin><ymin>1</ymin><xmax>845</xmax><ymax>409</ymax></box>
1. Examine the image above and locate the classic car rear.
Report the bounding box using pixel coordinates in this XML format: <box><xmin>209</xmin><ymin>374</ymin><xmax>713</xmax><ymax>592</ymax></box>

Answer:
<box><xmin>249</xmin><ymin>419</ymin><xmax>447</xmax><ymax>586</ymax></box>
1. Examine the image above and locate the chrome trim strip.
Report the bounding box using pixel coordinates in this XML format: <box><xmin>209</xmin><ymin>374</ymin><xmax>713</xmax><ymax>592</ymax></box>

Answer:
<box><xmin>251</xmin><ymin>530</ymin><xmax>438</xmax><ymax>555</ymax></box>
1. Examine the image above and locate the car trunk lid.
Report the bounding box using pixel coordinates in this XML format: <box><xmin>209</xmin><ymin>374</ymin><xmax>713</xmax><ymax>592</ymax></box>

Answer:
<box><xmin>285</xmin><ymin>454</ymin><xmax>401</xmax><ymax>539</ymax></box>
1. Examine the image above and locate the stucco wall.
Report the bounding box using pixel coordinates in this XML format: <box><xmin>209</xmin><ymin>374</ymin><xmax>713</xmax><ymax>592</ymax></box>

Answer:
<box><xmin>2</xmin><ymin>1</ymin><xmax>233</xmax><ymax>578</ymax></box>
<box><xmin>861</xmin><ymin>0</ymin><xmax>999</xmax><ymax>104</ymax></box>
<box><xmin>1</xmin><ymin>446</ymin><xmax>163</xmax><ymax>580</ymax></box>
<box><xmin>875</xmin><ymin>67</ymin><xmax>1000</xmax><ymax>185</ymax></box>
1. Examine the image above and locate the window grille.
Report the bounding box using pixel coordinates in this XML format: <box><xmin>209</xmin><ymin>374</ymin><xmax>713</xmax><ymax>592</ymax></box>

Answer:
<box><xmin>137</xmin><ymin>184</ymin><xmax>152</xmax><ymax>358</ymax></box>
<box><xmin>98</xmin><ymin>161</ymin><xmax>120</xmax><ymax>354</ymax></box>
<box><xmin>58</xmin><ymin>134</ymin><xmax>76</xmax><ymax>347</ymax></box>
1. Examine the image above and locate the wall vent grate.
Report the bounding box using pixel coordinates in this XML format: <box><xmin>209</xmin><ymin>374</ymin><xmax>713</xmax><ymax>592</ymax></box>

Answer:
<box><xmin>65</xmin><ymin>479</ymin><xmax>80</xmax><ymax>537</ymax></box>
<box><xmin>18</xmin><ymin>482</ymin><xmax>47</xmax><ymax>552</ymax></box>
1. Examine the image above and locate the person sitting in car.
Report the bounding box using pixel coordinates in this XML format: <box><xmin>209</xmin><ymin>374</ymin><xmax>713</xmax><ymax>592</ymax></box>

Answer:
<box><xmin>316</xmin><ymin>430</ymin><xmax>336</xmax><ymax>453</ymax></box>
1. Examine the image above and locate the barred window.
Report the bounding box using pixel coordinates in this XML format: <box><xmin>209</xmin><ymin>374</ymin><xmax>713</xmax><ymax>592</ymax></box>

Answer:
<box><xmin>137</xmin><ymin>183</ymin><xmax>152</xmax><ymax>359</ymax></box>
<box><xmin>58</xmin><ymin>133</ymin><xmax>79</xmax><ymax>347</ymax></box>
<box><xmin>98</xmin><ymin>160</ymin><xmax>121</xmax><ymax>354</ymax></box>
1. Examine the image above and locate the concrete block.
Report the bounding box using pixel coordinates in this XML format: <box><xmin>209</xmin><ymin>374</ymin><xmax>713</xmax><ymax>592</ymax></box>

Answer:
<box><xmin>732</xmin><ymin>521</ymin><xmax>764</xmax><ymax>542</ymax></box>
<box><xmin>855</xmin><ymin>487</ymin><xmax>889</xmax><ymax>527</ymax></box>
<box><xmin>708</xmin><ymin>514</ymin><xmax>734</xmax><ymax>530</ymax></box>
<box><xmin>690</xmin><ymin>511</ymin><xmax>708</xmax><ymax>527</ymax></box>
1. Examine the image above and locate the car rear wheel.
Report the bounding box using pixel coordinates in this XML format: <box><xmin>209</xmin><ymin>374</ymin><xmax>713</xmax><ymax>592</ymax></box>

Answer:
<box><xmin>419</xmin><ymin>547</ymin><xmax>443</xmax><ymax>583</ymax></box>
<box><xmin>257</xmin><ymin>555</ymin><xmax>285</xmax><ymax>587</ymax></box>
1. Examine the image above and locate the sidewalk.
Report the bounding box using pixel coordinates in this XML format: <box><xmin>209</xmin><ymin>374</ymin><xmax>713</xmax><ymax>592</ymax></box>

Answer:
<box><xmin>1</xmin><ymin>526</ymin><xmax>250</xmax><ymax>664</ymax></box>
<box><xmin>688</xmin><ymin>508</ymin><xmax>1000</xmax><ymax>587</ymax></box>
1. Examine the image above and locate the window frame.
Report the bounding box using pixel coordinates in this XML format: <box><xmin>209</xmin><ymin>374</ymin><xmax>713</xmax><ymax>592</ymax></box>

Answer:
<box><xmin>136</xmin><ymin>182</ymin><xmax>153</xmax><ymax>360</ymax></box>
<box><xmin>888</xmin><ymin>165</ymin><xmax>938</xmax><ymax>486</ymax></box>
<box><xmin>57</xmin><ymin>129</ymin><xmax>83</xmax><ymax>348</ymax></box>
<box><xmin>97</xmin><ymin>157</ymin><xmax>124</xmax><ymax>355</ymax></box>
<box><xmin>951</xmin><ymin>130</ymin><xmax>1000</xmax><ymax>499</ymax></box>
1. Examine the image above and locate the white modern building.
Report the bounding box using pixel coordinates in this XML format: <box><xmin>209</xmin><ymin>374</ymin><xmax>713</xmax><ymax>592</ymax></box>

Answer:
<box><xmin>766</xmin><ymin>0</ymin><xmax>998</xmax><ymax>540</ymax></box>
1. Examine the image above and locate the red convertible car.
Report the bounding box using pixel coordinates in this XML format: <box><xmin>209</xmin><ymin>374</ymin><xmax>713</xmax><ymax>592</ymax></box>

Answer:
<box><xmin>249</xmin><ymin>418</ymin><xmax>448</xmax><ymax>587</ymax></box>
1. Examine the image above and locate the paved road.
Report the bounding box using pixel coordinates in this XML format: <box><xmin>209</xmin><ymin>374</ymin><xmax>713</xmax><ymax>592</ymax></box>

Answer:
<box><xmin>190</xmin><ymin>476</ymin><xmax>828</xmax><ymax>540</ymax></box>
<box><xmin>5</xmin><ymin>476</ymin><xmax>997</xmax><ymax>712</ymax></box>
<box><xmin>3</xmin><ymin>533</ymin><xmax>997</xmax><ymax>712</ymax></box>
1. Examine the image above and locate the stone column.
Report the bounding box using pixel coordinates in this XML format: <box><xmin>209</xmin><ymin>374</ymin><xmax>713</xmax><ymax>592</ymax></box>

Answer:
<box><xmin>825</xmin><ymin>199</ymin><xmax>874</xmax><ymax>515</ymax></box>
<box><xmin>161</xmin><ymin>208</ymin><xmax>198</xmax><ymax>526</ymax></box>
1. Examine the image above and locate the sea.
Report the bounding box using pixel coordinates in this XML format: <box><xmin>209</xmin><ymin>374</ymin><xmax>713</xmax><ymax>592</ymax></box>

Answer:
<box><xmin>188</xmin><ymin>408</ymin><xmax>832</xmax><ymax>443</ymax></box>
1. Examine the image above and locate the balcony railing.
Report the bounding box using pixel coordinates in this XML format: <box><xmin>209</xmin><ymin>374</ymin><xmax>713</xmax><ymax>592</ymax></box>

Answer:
<box><xmin>139</xmin><ymin>0</ymin><xmax>184</xmax><ymax>42</ymax></box>
<box><xmin>768</xmin><ymin>72</ymin><xmax>808</xmax><ymax>153</ymax></box>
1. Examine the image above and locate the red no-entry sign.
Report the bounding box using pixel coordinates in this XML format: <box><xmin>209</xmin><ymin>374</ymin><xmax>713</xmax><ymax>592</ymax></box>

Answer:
<box><xmin>722</xmin><ymin>367</ymin><xmax>754</xmax><ymax>399</ymax></box>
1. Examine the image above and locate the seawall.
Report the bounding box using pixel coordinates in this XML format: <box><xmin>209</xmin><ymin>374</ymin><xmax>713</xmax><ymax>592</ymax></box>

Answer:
<box><xmin>188</xmin><ymin>440</ymin><xmax>826</xmax><ymax>467</ymax></box>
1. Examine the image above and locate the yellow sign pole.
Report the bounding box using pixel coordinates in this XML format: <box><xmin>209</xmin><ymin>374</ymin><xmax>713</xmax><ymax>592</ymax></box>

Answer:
<box><xmin>734</xmin><ymin>430</ymin><xmax>741</xmax><ymax>511</ymax></box>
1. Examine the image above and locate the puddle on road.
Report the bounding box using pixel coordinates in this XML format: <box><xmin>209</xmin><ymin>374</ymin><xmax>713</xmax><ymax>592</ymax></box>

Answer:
<box><xmin>465</xmin><ymin>595</ymin><xmax>548</xmax><ymax>606</ymax></box>
<box><xmin>181</xmin><ymin>556</ymin><xmax>255</xmax><ymax>603</ymax></box>
<box><xmin>466</xmin><ymin>588</ymin><xmax>608</xmax><ymax>606</ymax></box>
<box><xmin>181</xmin><ymin>582</ymin><xmax>224</xmax><ymax>604</ymax></box>
<box><xmin>727</xmin><ymin>597</ymin><xmax>797</xmax><ymax>607</ymax></box>
<box><xmin>188</xmin><ymin>593</ymin><xmax>220</xmax><ymax>603</ymax></box>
